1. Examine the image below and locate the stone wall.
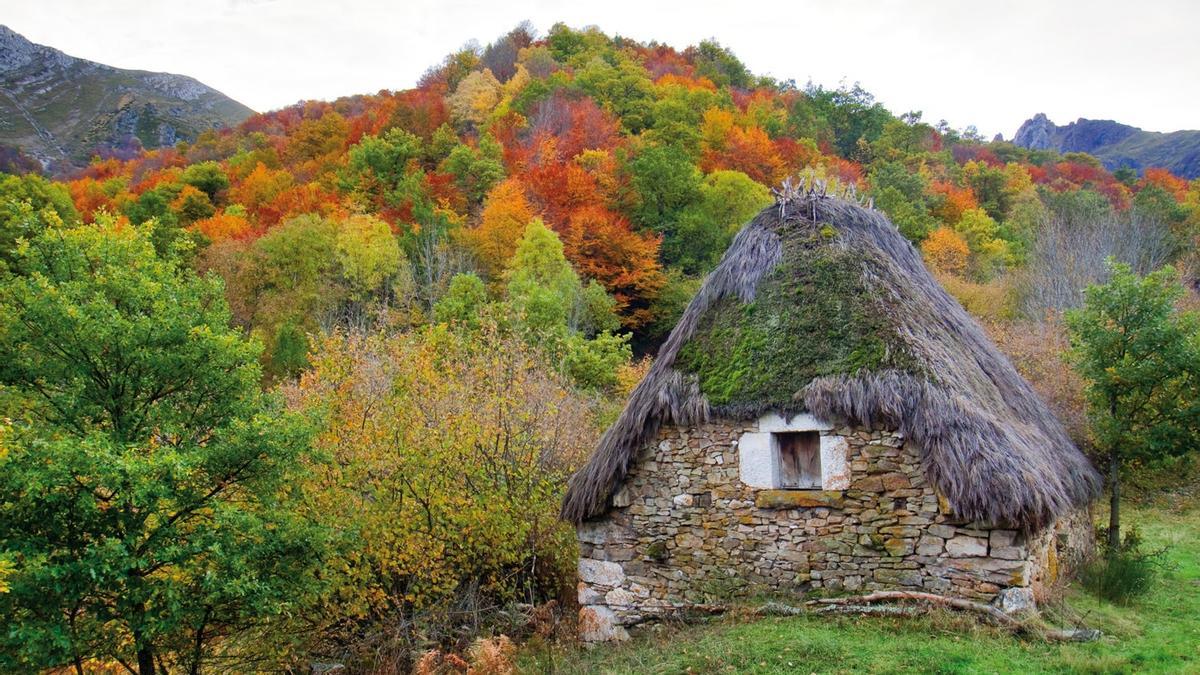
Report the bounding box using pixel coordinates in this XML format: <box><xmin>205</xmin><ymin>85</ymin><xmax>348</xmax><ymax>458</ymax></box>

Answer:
<box><xmin>576</xmin><ymin>418</ymin><xmax>1093</xmax><ymax>641</ymax></box>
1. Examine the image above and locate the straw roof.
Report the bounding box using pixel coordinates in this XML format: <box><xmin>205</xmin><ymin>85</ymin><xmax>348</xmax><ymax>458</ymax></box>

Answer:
<box><xmin>562</xmin><ymin>180</ymin><xmax>1101</xmax><ymax>529</ymax></box>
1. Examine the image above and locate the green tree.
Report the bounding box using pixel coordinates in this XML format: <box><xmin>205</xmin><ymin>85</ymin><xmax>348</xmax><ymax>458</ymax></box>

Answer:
<box><xmin>954</xmin><ymin>207</ymin><xmax>1010</xmax><ymax>278</ymax></box>
<box><xmin>441</xmin><ymin>132</ymin><xmax>506</xmax><ymax>208</ymax></box>
<box><xmin>270</xmin><ymin>320</ymin><xmax>311</xmax><ymax>377</ymax></box>
<box><xmin>689</xmin><ymin>39</ymin><xmax>752</xmax><ymax>89</ymax></box>
<box><xmin>575</xmin><ymin>53</ymin><xmax>656</xmax><ymax>133</ymax></box>
<box><xmin>868</xmin><ymin>160</ymin><xmax>937</xmax><ymax>242</ymax></box>
<box><xmin>0</xmin><ymin>217</ymin><xmax>325</xmax><ymax>674</ymax></box>
<box><xmin>963</xmin><ymin>160</ymin><xmax>1013</xmax><ymax>221</ymax></box>
<box><xmin>0</xmin><ymin>172</ymin><xmax>79</xmax><ymax>272</ymax></box>
<box><xmin>342</xmin><ymin>127</ymin><xmax>424</xmax><ymax>209</ymax></box>
<box><xmin>504</xmin><ymin>219</ymin><xmax>628</xmax><ymax>389</ymax></box>
<box><xmin>628</xmin><ymin>144</ymin><xmax>702</xmax><ymax>234</ymax></box>
<box><xmin>799</xmin><ymin>83</ymin><xmax>893</xmax><ymax>159</ymax></box>
<box><xmin>434</xmin><ymin>272</ymin><xmax>489</xmax><ymax>326</ymax></box>
<box><xmin>1065</xmin><ymin>262</ymin><xmax>1200</xmax><ymax>552</ymax></box>
<box><xmin>124</xmin><ymin>187</ymin><xmax>195</xmax><ymax>258</ymax></box>
<box><xmin>179</xmin><ymin>161</ymin><xmax>230</xmax><ymax>201</ymax></box>
<box><xmin>251</xmin><ymin>214</ymin><xmax>341</xmax><ymax>320</ymax></box>
<box><xmin>506</xmin><ymin>218</ymin><xmax>583</xmax><ymax>335</ymax></box>
<box><xmin>668</xmin><ymin>170</ymin><xmax>771</xmax><ymax>272</ymax></box>
<box><xmin>335</xmin><ymin>214</ymin><xmax>402</xmax><ymax>301</ymax></box>
<box><xmin>643</xmin><ymin>84</ymin><xmax>721</xmax><ymax>157</ymax></box>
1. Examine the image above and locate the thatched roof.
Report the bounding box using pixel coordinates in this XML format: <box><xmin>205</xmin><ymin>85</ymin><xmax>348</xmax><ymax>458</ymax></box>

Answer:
<box><xmin>562</xmin><ymin>180</ymin><xmax>1102</xmax><ymax>529</ymax></box>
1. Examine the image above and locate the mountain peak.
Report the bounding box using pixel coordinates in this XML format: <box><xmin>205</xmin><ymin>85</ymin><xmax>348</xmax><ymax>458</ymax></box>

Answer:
<box><xmin>1012</xmin><ymin>113</ymin><xmax>1055</xmax><ymax>150</ymax></box>
<box><xmin>1012</xmin><ymin>113</ymin><xmax>1200</xmax><ymax>178</ymax></box>
<box><xmin>0</xmin><ymin>25</ymin><xmax>252</xmax><ymax>173</ymax></box>
<box><xmin>0</xmin><ymin>25</ymin><xmax>74</xmax><ymax>72</ymax></box>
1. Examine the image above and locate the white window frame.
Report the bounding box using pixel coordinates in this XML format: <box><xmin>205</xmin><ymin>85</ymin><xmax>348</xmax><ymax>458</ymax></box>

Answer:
<box><xmin>738</xmin><ymin>412</ymin><xmax>850</xmax><ymax>490</ymax></box>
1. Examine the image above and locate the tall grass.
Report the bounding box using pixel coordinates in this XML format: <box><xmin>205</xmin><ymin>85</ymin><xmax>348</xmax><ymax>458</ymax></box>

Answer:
<box><xmin>1079</xmin><ymin>526</ymin><xmax>1172</xmax><ymax>604</ymax></box>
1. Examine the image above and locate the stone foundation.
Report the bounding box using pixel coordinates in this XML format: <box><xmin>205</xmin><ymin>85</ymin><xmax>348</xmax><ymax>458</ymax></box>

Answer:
<box><xmin>576</xmin><ymin>419</ymin><xmax>1093</xmax><ymax>640</ymax></box>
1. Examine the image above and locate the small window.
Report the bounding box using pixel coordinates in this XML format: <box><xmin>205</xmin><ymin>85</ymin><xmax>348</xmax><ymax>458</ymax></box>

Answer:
<box><xmin>776</xmin><ymin>431</ymin><xmax>820</xmax><ymax>489</ymax></box>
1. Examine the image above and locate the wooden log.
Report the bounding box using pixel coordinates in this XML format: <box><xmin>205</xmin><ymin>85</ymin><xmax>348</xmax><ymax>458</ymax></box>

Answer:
<box><xmin>805</xmin><ymin>591</ymin><xmax>1101</xmax><ymax>642</ymax></box>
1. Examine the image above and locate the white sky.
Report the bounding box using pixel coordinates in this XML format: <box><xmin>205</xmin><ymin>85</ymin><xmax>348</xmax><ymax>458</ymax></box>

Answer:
<box><xmin>5</xmin><ymin>0</ymin><xmax>1198</xmax><ymax>138</ymax></box>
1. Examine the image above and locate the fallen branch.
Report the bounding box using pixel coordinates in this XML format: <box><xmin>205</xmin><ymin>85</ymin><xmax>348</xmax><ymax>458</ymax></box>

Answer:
<box><xmin>754</xmin><ymin>601</ymin><xmax>806</xmax><ymax>617</ymax></box>
<box><xmin>805</xmin><ymin>591</ymin><xmax>1100</xmax><ymax>642</ymax></box>
<box><xmin>756</xmin><ymin>600</ymin><xmax>919</xmax><ymax>618</ymax></box>
<box><xmin>684</xmin><ymin>603</ymin><xmax>727</xmax><ymax>616</ymax></box>
<box><xmin>812</xmin><ymin>604</ymin><xmax>921</xmax><ymax>618</ymax></box>
<box><xmin>812</xmin><ymin>591</ymin><xmax>1018</xmax><ymax>626</ymax></box>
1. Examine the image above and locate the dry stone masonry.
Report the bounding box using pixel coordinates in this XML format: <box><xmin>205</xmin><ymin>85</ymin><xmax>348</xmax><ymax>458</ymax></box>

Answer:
<box><xmin>576</xmin><ymin>417</ymin><xmax>1092</xmax><ymax>641</ymax></box>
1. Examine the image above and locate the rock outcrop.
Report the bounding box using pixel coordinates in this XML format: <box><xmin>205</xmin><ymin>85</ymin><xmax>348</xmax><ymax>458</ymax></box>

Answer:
<box><xmin>1012</xmin><ymin>112</ymin><xmax>1200</xmax><ymax>179</ymax></box>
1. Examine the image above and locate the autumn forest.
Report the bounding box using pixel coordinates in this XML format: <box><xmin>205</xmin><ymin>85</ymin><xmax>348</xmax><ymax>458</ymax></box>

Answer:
<box><xmin>1</xmin><ymin>20</ymin><xmax>1199</xmax><ymax>674</ymax></box>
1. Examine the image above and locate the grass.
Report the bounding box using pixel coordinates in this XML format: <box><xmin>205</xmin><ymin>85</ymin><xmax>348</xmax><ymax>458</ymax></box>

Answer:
<box><xmin>521</xmin><ymin>483</ymin><xmax>1200</xmax><ymax>673</ymax></box>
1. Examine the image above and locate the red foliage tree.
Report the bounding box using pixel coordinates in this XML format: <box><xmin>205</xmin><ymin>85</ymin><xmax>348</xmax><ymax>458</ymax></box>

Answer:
<box><xmin>561</xmin><ymin>205</ymin><xmax>664</xmax><ymax>329</ymax></box>
<box><xmin>702</xmin><ymin>125</ymin><xmax>786</xmax><ymax>186</ymax></box>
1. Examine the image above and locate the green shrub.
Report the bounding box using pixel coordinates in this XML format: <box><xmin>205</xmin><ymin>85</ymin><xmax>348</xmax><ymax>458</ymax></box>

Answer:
<box><xmin>1080</xmin><ymin>526</ymin><xmax>1172</xmax><ymax>604</ymax></box>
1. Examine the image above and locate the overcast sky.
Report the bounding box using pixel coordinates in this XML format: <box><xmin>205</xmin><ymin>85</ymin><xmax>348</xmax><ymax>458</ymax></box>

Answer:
<box><xmin>6</xmin><ymin>0</ymin><xmax>1198</xmax><ymax>138</ymax></box>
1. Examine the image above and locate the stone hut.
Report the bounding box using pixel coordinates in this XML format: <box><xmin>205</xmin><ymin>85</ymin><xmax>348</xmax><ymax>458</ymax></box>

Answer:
<box><xmin>561</xmin><ymin>182</ymin><xmax>1101</xmax><ymax>641</ymax></box>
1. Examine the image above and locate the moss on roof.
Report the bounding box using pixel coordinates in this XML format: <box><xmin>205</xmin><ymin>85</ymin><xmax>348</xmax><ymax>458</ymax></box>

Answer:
<box><xmin>675</xmin><ymin>225</ymin><xmax>919</xmax><ymax>412</ymax></box>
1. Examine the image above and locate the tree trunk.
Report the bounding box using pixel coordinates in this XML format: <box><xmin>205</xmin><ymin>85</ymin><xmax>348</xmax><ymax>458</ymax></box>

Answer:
<box><xmin>133</xmin><ymin>625</ymin><xmax>156</xmax><ymax>675</ymax></box>
<box><xmin>137</xmin><ymin>645</ymin><xmax>156</xmax><ymax>675</ymax></box>
<box><xmin>1107</xmin><ymin>445</ymin><xmax>1120</xmax><ymax>555</ymax></box>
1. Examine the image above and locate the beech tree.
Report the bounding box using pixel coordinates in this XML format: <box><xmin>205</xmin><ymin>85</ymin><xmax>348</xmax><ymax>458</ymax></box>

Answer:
<box><xmin>1065</xmin><ymin>262</ymin><xmax>1200</xmax><ymax>551</ymax></box>
<box><xmin>0</xmin><ymin>217</ymin><xmax>325</xmax><ymax>674</ymax></box>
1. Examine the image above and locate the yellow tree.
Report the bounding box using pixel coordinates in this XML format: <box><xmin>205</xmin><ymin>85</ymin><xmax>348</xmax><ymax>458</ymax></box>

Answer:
<box><xmin>336</xmin><ymin>214</ymin><xmax>402</xmax><ymax>300</ymax></box>
<box><xmin>286</xmin><ymin>326</ymin><xmax>598</xmax><ymax>655</ymax></box>
<box><xmin>463</xmin><ymin>179</ymin><xmax>535</xmax><ymax>281</ymax></box>
<box><xmin>447</xmin><ymin>68</ymin><xmax>502</xmax><ymax>129</ymax></box>
<box><xmin>922</xmin><ymin>226</ymin><xmax>971</xmax><ymax>276</ymax></box>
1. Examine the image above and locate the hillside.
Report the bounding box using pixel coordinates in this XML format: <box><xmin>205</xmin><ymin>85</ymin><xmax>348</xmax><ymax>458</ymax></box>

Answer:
<box><xmin>1013</xmin><ymin>113</ymin><xmax>1200</xmax><ymax>178</ymax></box>
<box><xmin>0</xmin><ymin>25</ymin><xmax>253</xmax><ymax>173</ymax></box>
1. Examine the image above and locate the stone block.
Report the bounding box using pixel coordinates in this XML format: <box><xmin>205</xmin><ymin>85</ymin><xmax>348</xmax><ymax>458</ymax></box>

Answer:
<box><xmin>579</xmin><ymin>605</ymin><xmax>630</xmax><ymax>642</ymax></box>
<box><xmin>916</xmin><ymin>535</ymin><xmax>945</xmax><ymax>556</ymax></box>
<box><xmin>946</xmin><ymin>536</ymin><xmax>988</xmax><ymax>557</ymax></box>
<box><xmin>579</xmin><ymin>558</ymin><xmax>625</xmax><ymax>587</ymax></box>
<box><xmin>577</xmin><ymin>521</ymin><xmax>635</xmax><ymax>545</ymax></box>
<box><xmin>990</xmin><ymin>546</ymin><xmax>1025</xmax><ymax>560</ymax></box>
<box><xmin>852</xmin><ymin>476</ymin><xmax>884</xmax><ymax>492</ymax></box>
<box><xmin>945</xmin><ymin>557</ymin><xmax>1032</xmax><ymax>585</ymax></box>
<box><xmin>989</xmin><ymin>529</ymin><xmax>1019</xmax><ymax>550</ymax></box>
<box><xmin>879</xmin><ymin>525</ymin><xmax>921</xmax><ymax>538</ymax></box>
<box><xmin>883</xmin><ymin>537</ymin><xmax>915</xmax><ymax>556</ymax></box>
<box><xmin>994</xmin><ymin>587</ymin><xmax>1036</xmax><ymax>616</ymax></box>
<box><xmin>754</xmin><ymin>490</ymin><xmax>845</xmax><ymax>509</ymax></box>
<box><xmin>605</xmin><ymin>587</ymin><xmax>636</xmax><ymax>607</ymax></box>
<box><xmin>578</xmin><ymin>582</ymin><xmax>603</xmax><ymax>605</ymax></box>
<box><xmin>928</xmin><ymin>523</ymin><xmax>957</xmax><ymax>539</ymax></box>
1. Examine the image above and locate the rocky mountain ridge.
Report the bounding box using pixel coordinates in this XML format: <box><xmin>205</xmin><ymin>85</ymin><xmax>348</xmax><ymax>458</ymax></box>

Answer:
<box><xmin>0</xmin><ymin>25</ymin><xmax>253</xmax><ymax>174</ymax></box>
<box><xmin>1013</xmin><ymin>113</ymin><xmax>1200</xmax><ymax>179</ymax></box>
